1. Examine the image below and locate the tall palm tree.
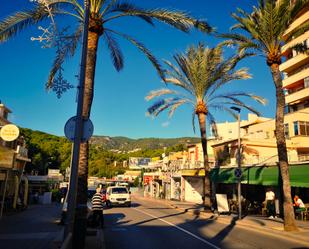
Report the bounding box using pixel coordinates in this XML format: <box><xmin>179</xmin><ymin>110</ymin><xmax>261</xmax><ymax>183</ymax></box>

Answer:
<box><xmin>217</xmin><ymin>0</ymin><xmax>308</xmax><ymax>231</ymax></box>
<box><xmin>146</xmin><ymin>43</ymin><xmax>266</xmax><ymax>209</ymax></box>
<box><xmin>0</xmin><ymin>1</ymin><xmax>211</xmax><ymax>247</ymax></box>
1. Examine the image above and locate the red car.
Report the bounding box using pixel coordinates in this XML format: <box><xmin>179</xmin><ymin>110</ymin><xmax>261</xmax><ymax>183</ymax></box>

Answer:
<box><xmin>101</xmin><ymin>189</ymin><xmax>107</xmax><ymax>202</ymax></box>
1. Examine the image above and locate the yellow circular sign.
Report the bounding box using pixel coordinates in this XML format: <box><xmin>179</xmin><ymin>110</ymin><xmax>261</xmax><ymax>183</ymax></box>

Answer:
<box><xmin>0</xmin><ymin>124</ymin><xmax>20</xmax><ymax>141</ymax></box>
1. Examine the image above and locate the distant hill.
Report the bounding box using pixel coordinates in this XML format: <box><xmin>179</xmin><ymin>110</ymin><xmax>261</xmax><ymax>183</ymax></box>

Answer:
<box><xmin>90</xmin><ymin>136</ymin><xmax>200</xmax><ymax>152</ymax></box>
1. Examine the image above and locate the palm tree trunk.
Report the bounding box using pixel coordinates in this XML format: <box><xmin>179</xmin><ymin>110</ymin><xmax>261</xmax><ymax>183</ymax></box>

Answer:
<box><xmin>270</xmin><ymin>63</ymin><xmax>298</xmax><ymax>232</ymax></box>
<box><xmin>197</xmin><ymin>113</ymin><xmax>211</xmax><ymax>210</ymax></box>
<box><xmin>73</xmin><ymin>29</ymin><xmax>100</xmax><ymax>248</ymax></box>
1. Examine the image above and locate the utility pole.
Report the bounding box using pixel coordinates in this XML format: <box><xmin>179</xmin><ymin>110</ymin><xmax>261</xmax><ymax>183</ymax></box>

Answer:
<box><xmin>64</xmin><ymin>0</ymin><xmax>90</xmax><ymax>242</ymax></box>
<box><xmin>231</xmin><ymin>106</ymin><xmax>242</xmax><ymax>220</ymax></box>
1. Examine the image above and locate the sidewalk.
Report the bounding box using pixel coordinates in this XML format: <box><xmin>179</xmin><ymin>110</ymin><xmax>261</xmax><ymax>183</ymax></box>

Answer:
<box><xmin>0</xmin><ymin>203</ymin><xmax>63</xmax><ymax>249</ymax></box>
<box><xmin>136</xmin><ymin>194</ymin><xmax>309</xmax><ymax>246</ymax></box>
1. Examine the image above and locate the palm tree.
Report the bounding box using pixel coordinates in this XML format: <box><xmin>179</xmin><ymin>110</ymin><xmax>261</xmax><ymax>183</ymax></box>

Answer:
<box><xmin>217</xmin><ymin>0</ymin><xmax>308</xmax><ymax>231</ymax></box>
<box><xmin>0</xmin><ymin>1</ymin><xmax>211</xmax><ymax>246</ymax></box>
<box><xmin>146</xmin><ymin>43</ymin><xmax>266</xmax><ymax>209</ymax></box>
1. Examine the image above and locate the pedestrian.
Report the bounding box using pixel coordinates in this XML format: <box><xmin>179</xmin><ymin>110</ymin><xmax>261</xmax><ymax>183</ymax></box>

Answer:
<box><xmin>91</xmin><ymin>187</ymin><xmax>104</xmax><ymax>228</ymax></box>
<box><xmin>265</xmin><ymin>188</ymin><xmax>276</xmax><ymax>219</ymax></box>
<box><xmin>293</xmin><ymin>195</ymin><xmax>305</xmax><ymax>211</ymax></box>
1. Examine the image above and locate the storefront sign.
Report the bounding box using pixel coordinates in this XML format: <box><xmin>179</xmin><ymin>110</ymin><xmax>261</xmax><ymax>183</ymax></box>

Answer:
<box><xmin>0</xmin><ymin>124</ymin><xmax>19</xmax><ymax>141</ymax></box>
<box><xmin>143</xmin><ymin>175</ymin><xmax>153</xmax><ymax>185</ymax></box>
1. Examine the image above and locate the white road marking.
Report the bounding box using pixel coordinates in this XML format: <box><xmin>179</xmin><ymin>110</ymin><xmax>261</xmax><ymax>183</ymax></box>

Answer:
<box><xmin>133</xmin><ymin>207</ymin><xmax>221</xmax><ymax>249</ymax></box>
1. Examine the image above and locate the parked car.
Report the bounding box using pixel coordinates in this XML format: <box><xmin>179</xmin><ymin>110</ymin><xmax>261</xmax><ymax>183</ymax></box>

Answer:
<box><xmin>101</xmin><ymin>188</ymin><xmax>107</xmax><ymax>202</ymax></box>
<box><xmin>106</xmin><ymin>186</ymin><xmax>131</xmax><ymax>207</ymax></box>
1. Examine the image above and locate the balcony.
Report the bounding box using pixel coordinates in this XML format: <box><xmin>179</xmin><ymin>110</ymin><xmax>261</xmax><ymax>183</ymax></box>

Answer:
<box><xmin>281</xmin><ymin>32</ymin><xmax>309</xmax><ymax>54</ymax></box>
<box><xmin>285</xmin><ymin>87</ymin><xmax>309</xmax><ymax>104</ymax></box>
<box><xmin>283</xmin><ymin>67</ymin><xmax>309</xmax><ymax>88</ymax></box>
<box><xmin>283</xmin><ymin>11</ymin><xmax>309</xmax><ymax>40</ymax></box>
<box><xmin>280</xmin><ymin>53</ymin><xmax>309</xmax><ymax>73</ymax></box>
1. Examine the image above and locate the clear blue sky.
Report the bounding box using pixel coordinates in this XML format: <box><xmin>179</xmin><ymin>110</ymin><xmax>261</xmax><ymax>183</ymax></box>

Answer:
<box><xmin>0</xmin><ymin>0</ymin><xmax>275</xmax><ymax>139</ymax></box>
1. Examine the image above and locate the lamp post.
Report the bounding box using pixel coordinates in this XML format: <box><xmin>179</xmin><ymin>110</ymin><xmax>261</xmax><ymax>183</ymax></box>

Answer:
<box><xmin>64</xmin><ymin>0</ymin><xmax>90</xmax><ymax>240</ymax></box>
<box><xmin>231</xmin><ymin>106</ymin><xmax>242</xmax><ymax>220</ymax></box>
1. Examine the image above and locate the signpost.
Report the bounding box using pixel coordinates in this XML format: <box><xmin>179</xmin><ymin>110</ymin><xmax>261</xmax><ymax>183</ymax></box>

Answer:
<box><xmin>64</xmin><ymin>0</ymin><xmax>90</xmax><ymax>244</ymax></box>
<box><xmin>234</xmin><ymin>168</ymin><xmax>242</xmax><ymax>178</ymax></box>
<box><xmin>231</xmin><ymin>106</ymin><xmax>242</xmax><ymax>220</ymax></box>
<box><xmin>64</xmin><ymin>116</ymin><xmax>94</xmax><ymax>142</ymax></box>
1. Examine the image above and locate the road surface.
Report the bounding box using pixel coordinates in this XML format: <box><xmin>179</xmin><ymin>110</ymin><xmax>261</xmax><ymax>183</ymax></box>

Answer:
<box><xmin>103</xmin><ymin>195</ymin><xmax>309</xmax><ymax>249</ymax></box>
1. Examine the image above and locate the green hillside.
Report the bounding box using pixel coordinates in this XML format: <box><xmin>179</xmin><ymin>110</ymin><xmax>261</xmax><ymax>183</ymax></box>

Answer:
<box><xmin>21</xmin><ymin>128</ymin><xmax>199</xmax><ymax>177</ymax></box>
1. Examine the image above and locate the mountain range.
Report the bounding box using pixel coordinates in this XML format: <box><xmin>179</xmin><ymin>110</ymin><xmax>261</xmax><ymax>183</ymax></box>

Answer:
<box><xmin>90</xmin><ymin>136</ymin><xmax>200</xmax><ymax>151</ymax></box>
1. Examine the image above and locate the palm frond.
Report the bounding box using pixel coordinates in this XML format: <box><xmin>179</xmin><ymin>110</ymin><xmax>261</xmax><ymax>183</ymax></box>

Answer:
<box><xmin>168</xmin><ymin>99</ymin><xmax>188</xmax><ymax>118</ymax></box>
<box><xmin>106</xmin><ymin>2</ymin><xmax>154</xmax><ymax>26</ymax></box>
<box><xmin>206</xmin><ymin>112</ymin><xmax>218</xmax><ymax>138</ymax></box>
<box><xmin>191</xmin><ymin>110</ymin><xmax>196</xmax><ymax>134</ymax></box>
<box><xmin>106</xmin><ymin>28</ymin><xmax>164</xmax><ymax>80</ymax></box>
<box><xmin>103</xmin><ymin>31</ymin><xmax>124</xmax><ymax>71</ymax></box>
<box><xmin>0</xmin><ymin>6</ymin><xmax>49</xmax><ymax>42</ymax></box>
<box><xmin>147</xmin><ymin>97</ymin><xmax>181</xmax><ymax>117</ymax></box>
<box><xmin>105</xmin><ymin>3</ymin><xmax>212</xmax><ymax>33</ymax></box>
<box><xmin>145</xmin><ymin>88</ymin><xmax>178</xmax><ymax>101</ymax></box>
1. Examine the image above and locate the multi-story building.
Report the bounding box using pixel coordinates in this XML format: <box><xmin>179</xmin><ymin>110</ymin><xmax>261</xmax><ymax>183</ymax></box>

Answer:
<box><xmin>280</xmin><ymin>4</ymin><xmax>309</xmax><ymax>160</ymax></box>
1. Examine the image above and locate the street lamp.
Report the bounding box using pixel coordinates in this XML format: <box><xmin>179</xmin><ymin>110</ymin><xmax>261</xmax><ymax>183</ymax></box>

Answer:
<box><xmin>230</xmin><ymin>106</ymin><xmax>242</xmax><ymax>220</ymax></box>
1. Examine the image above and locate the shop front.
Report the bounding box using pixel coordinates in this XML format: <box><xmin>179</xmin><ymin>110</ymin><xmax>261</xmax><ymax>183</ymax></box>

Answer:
<box><xmin>210</xmin><ymin>164</ymin><xmax>309</xmax><ymax>215</ymax></box>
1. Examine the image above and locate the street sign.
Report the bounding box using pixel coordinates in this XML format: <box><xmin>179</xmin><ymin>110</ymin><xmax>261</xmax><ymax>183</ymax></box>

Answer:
<box><xmin>0</xmin><ymin>124</ymin><xmax>19</xmax><ymax>141</ymax></box>
<box><xmin>64</xmin><ymin>116</ymin><xmax>94</xmax><ymax>142</ymax></box>
<box><xmin>234</xmin><ymin>168</ymin><xmax>242</xmax><ymax>178</ymax></box>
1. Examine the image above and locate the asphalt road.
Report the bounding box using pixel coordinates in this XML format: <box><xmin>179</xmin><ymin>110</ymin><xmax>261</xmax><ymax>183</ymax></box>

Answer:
<box><xmin>103</xmin><ymin>195</ymin><xmax>309</xmax><ymax>249</ymax></box>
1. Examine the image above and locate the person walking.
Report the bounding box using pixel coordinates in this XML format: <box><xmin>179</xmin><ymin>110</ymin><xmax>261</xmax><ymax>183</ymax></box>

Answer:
<box><xmin>265</xmin><ymin>188</ymin><xmax>276</xmax><ymax>219</ymax></box>
<box><xmin>91</xmin><ymin>187</ymin><xmax>104</xmax><ymax>228</ymax></box>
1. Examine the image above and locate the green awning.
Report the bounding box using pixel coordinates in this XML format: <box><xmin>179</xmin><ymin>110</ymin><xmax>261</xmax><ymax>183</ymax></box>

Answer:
<box><xmin>210</xmin><ymin>164</ymin><xmax>309</xmax><ymax>188</ymax></box>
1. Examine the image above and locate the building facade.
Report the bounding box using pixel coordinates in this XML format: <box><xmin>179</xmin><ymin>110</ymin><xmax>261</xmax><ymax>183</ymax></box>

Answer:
<box><xmin>0</xmin><ymin>102</ymin><xmax>31</xmax><ymax>216</ymax></box>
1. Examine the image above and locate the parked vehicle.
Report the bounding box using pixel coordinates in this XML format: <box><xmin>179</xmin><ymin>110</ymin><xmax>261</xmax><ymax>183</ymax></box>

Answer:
<box><xmin>101</xmin><ymin>188</ymin><xmax>107</xmax><ymax>202</ymax></box>
<box><xmin>106</xmin><ymin>186</ymin><xmax>131</xmax><ymax>207</ymax></box>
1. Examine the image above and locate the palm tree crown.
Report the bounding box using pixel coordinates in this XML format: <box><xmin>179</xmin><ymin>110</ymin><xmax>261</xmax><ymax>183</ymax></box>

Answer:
<box><xmin>0</xmin><ymin>0</ymin><xmax>212</xmax><ymax>87</ymax></box>
<box><xmin>218</xmin><ymin>0</ymin><xmax>308</xmax><ymax>65</ymax></box>
<box><xmin>146</xmin><ymin>43</ymin><xmax>266</xmax><ymax>131</ymax></box>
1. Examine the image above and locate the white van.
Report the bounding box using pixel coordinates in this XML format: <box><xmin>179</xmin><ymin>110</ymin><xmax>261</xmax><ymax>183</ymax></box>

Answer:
<box><xmin>106</xmin><ymin>186</ymin><xmax>131</xmax><ymax>207</ymax></box>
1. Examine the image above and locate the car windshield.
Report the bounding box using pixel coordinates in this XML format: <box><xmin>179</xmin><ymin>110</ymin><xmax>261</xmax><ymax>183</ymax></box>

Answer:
<box><xmin>111</xmin><ymin>187</ymin><xmax>128</xmax><ymax>194</ymax></box>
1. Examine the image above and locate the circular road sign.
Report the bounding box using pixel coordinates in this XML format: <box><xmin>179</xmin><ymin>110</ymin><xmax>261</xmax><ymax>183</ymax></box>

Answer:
<box><xmin>0</xmin><ymin>124</ymin><xmax>20</xmax><ymax>141</ymax></box>
<box><xmin>234</xmin><ymin>168</ymin><xmax>242</xmax><ymax>178</ymax></box>
<box><xmin>64</xmin><ymin>116</ymin><xmax>94</xmax><ymax>142</ymax></box>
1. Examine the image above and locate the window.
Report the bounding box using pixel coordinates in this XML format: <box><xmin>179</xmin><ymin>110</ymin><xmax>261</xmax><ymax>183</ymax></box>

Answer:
<box><xmin>284</xmin><ymin>124</ymin><xmax>290</xmax><ymax>139</ymax></box>
<box><xmin>294</xmin><ymin>121</ymin><xmax>309</xmax><ymax>136</ymax></box>
<box><xmin>294</xmin><ymin>121</ymin><xmax>299</xmax><ymax>135</ymax></box>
